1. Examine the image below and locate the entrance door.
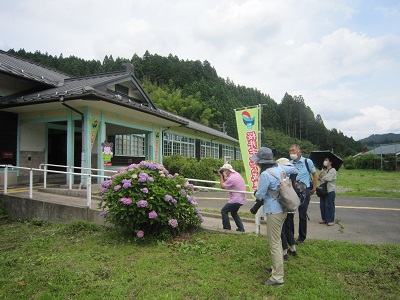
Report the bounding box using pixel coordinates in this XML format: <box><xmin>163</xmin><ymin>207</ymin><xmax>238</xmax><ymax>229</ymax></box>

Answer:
<box><xmin>48</xmin><ymin>128</ymin><xmax>67</xmax><ymax>171</ymax></box>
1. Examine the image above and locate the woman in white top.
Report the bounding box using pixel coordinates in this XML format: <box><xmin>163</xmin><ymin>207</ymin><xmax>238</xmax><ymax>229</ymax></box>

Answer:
<box><xmin>318</xmin><ymin>157</ymin><xmax>337</xmax><ymax>226</ymax></box>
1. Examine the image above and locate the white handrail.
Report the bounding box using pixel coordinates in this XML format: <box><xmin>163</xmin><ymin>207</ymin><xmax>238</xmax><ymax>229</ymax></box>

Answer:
<box><xmin>0</xmin><ymin>164</ymin><xmax>111</xmax><ymax>208</ymax></box>
<box><xmin>2</xmin><ymin>164</ymin><xmax>262</xmax><ymax>233</ymax></box>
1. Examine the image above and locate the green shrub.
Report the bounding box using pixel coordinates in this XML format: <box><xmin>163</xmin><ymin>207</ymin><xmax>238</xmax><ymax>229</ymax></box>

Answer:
<box><xmin>63</xmin><ymin>220</ymin><xmax>101</xmax><ymax>233</ymax></box>
<box><xmin>99</xmin><ymin>161</ymin><xmax>203</xmax><ymax>239</ymax></box>
<box><xmin>30</xmin><ymin>218</ymin><xmax>46</xmax><ymax>226</ymax></box>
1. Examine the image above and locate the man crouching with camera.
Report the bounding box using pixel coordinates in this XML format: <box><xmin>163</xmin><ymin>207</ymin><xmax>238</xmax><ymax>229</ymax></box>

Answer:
<box><xmin>216</xmin><ymin>164</ymin><xmax>246</xmax><ymax>232</ymax></box>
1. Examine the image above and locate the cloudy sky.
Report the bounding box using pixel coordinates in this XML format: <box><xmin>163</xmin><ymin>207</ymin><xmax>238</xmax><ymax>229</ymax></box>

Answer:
<box><xmin>1</xmin><ymin>0</ymin><xmax>399</xmax><ymax>140</ymax></box>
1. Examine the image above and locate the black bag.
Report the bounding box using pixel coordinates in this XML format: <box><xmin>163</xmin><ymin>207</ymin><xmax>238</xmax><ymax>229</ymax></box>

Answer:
<box><xmin>316</xmin><ymin>182</ymin><xmax>328</xmax><ymax>197</ymax></box>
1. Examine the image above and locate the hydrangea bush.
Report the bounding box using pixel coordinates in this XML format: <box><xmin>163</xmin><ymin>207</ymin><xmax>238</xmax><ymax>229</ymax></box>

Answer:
<box><xmin>99</xmin><ymin>161</ymin><xmax>204</xmax><ymax>239</ymax></box>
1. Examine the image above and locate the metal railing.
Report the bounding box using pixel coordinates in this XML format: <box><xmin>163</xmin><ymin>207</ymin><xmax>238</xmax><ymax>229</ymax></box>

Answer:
<box><xmin>186</xmin><ymin>178</ymin><xmax>265</xmax><ymax>234</ymax></box>
<box><xmin>1</xmin><ymin>164</ymin><xmax>112</xmax><ymax>208</ymax></box>
<box><xmin>1</xmin><ymin>165</ymin><xmax>264</xmax><ymax>233</ymax></box>
<box><xmin>38</xmin><ymin>163</ymin><xmax>118</xmax><ymax>189</ymax></box>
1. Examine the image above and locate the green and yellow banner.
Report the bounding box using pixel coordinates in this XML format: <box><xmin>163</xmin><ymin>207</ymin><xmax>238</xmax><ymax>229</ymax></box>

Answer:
<box><xmin>90</xmin><ymin>118</ymin><xmax>99</xmax><ymax>151</ymax></box>
<box><xmin>235</xmin><ymin>106</ymin><xmax>260</xmax><ymax>191</ymax></box>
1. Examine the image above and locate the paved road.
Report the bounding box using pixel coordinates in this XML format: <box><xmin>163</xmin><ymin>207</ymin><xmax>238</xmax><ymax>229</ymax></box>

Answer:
<box><xmin>194</xmin><ymin>191</ymin><xmax>400</xmax><ymax>245</ymax></box>
<box><xmin>2</xmin><ymin>184</ymin><xmax>399</xmax><ymax>244</ymax></box>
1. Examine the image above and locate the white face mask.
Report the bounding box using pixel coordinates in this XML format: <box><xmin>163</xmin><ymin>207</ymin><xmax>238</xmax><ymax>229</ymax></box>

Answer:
<box><xmin>323</xmin><ymin>161</ymin><xmax>329</xmax><ymax>167</ymax></box>
<box><xmin>290</xmin><ymin>153</ymin><xmax>298</xmax><ymax>160</ymax></box>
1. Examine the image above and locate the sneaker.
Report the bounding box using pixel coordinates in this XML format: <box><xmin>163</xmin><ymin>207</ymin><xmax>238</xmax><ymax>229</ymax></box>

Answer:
<box><xmin>288</xmin><ymin>249</ymin><xmax>298</xmax><ymax>256</ymax></box>
<box><xmin>319</xmin><ymin>220</ymin><xmax>327</xmax><ymax>224</ymax></box>
<box><xmin>236</xmin><ymin>228</ymin><xmax>245</xmax><ymax>232</ymax></box>
<box><xmin>261</xmin><ymin>279</ymin><xmax>284</xmax><ymax>286</ymax></box>
<box><xmin>283</xmin><ymin>254</ymin><xmax>290</xmax><ymax>261</ymax></box>
<box><xmin>296</xmin><ymin>240</ymin><xmax>304</xmax><ymax>245</ymax></box>
<box><xmin>265</xmin><ymin>267</ymin><xmax>272</xmax><ymax>272</ymax></box>
<box><xmin>327</xmin><ymin>222</ymin><xmax>335</xmax><ymax>226</ymax></box>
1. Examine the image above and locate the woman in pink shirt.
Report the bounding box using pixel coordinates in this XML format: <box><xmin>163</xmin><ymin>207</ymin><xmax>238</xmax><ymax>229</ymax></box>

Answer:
<box><xmin>218</xmin><ymin>164</ymin><xmax>247</xmax><ymax>232</ymax></box>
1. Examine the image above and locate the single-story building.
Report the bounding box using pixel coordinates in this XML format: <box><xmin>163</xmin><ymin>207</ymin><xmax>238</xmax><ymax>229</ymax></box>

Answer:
<box><xmin>0</xmin><ymin>50</ymin><xmax>240</xmax><ymax>185</ymax></box>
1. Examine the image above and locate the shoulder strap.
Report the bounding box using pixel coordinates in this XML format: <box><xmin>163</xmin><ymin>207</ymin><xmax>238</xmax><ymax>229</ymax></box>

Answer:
<box><xmin>305</xmin><ymin>158</ymin><xmax>310</xmax><ymax>173</ymax></box>
<box><xmin>265</xmin><ymin>169</ymin><xmax>280</xmax><ymax>180</ymax></box>
<box><xmin>265</xmin><ymin>169</ymin><xmax>281</xmax><ymax>200</ymax></box>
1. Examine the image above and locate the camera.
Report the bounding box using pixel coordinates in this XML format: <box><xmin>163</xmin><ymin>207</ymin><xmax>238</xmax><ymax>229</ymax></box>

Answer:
<box><xmin>213</xmin><ymin>169</ymin><xmax>224</xmax><ymax>175</ymax></box>
<box><xmin>250</xmin><ymin>199</ymin><xmax>264</xmax><ymax>214</ymax></box>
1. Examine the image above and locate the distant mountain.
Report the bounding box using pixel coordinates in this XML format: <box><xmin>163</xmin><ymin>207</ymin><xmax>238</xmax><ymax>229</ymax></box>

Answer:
<box><xmin>359</xmin><ymin>133</ymin><xmax>400</xmax><ymax>146</ymax></box>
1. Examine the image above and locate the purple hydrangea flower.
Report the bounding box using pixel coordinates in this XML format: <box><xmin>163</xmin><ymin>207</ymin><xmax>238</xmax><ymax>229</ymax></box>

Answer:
<box><xmin>148</xmin><ymin>211</ymin><xmax>158</xmax><ymax>219</ymax></box>
<box><xmin>148</xmin><ymin>176</ymin><xmax>154</xmax><ymax>182</ymax></box>
<box><xmin>137</xmin><ymin>200</ymin><xmax>148</xmax><ymax>208</ymax></box>
<box><xmin>122</xmin><ymin>179</ymin><xmax>132</xmax><ymax>188</ymax></box>
<box><xmin>197</xmin><ymin>213</ymin><xmax>204</xmax><ymax>222</ymax></box>
<box><xmin>120</xmin><ymin>197</ymin><xmax>132</xmax><ymax>205</ymax></box>
<box><xmin>194</xmin><ymin>208</ymin><xmax>200</xmax><ymax>214</ymax></box>
<box><xmin>163</xmin><ymin>169</ymin><xmax>170</xmax><ymax>175</ymax></box>
<box><xmin>138</xmin><ymin>176</ymin><xmax>147</xmax><ymax>183</ymax></box>
<box><xmin>187</xmin><ymin>196</ymin><xmax>195</xmax><ymax>202</ymax></box>
<box><xmin>141</xmin><ymin>187</ymin><xmax>149</xmax><ymax>194</ymax></box>
<box><xmin>137</xmin><ymin>230</ymin><xmax>144</xmax><ymax>238</ymax></box>
<box><xmin>114</xmin><ymin>185</ymin><xmax>121</xmax><ymax>191</ymax></box>
<box><xmin>128</xmin><ymin>164</ymin><xmax>139</xmax><ymax>170</ymax></box>
<box><xmin>168</xmin><ymin>174</ymin><xmax>173</xmax><ymax>179</ymax></box>
<box><xmin>165</xmin><ymin>194</ymin><xmax>173</xmax><ymax>202</ymax></box>
<box><xmin>168</xmin><ymin>219</ymin><xmax>179</xmax><ymax>228</ymax></box>
<box><xmin>101</xmin><ymin>188</ymin><xmax>109</xmax><ymax>193</ymax></box>
<box><xmin>99</xmin><ymin>211</ymin><xmax>107</xmax><ymax>217</ymax></box>
<box><xmin>191</xmin><ymin>199</ymin><xmax>199</xmax><ymax>207</ymax></box>
<box><xmin>117</xmin><ymin>167</ymin><xmax>127</xmax><ymax>173</ymax></box>
<box><xmin>188</xmin><ymin>184</ymin><xmax>194</xmax><ymax>191</ymax></box>
<box><xmin>101</xmin><ymin>179</ymin><xmax>113</xmax><ymax>188</ymax></box>
<box><xmin>181</xmin><ymin>189</ymin><xmax>186</xmax><ymax>195</ymax></box>
<box><xmin>171</xmin><ymin>199</ymin><xmax>177</xmax><ymax>205</ymax></box>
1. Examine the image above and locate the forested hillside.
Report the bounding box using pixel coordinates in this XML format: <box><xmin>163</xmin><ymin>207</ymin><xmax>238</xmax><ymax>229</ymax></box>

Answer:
<box><xmin>7</xmin><ymin>49</ymin><xmax>364</xmax><ymax>157</ymax></box>
<box><xmin>359</xmin><ymin>133</ymin><xmax>400</xmax><ymax>147</ymax></box>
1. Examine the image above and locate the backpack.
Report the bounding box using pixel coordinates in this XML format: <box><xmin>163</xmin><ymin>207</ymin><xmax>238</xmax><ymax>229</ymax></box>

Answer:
<box><xmin>265</xmin><ymin>168</ymin><xmax>301</xmax><ymax>212</ymax></box>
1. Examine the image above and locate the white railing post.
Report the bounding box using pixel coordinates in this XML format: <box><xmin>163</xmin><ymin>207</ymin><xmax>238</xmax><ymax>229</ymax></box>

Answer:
<box><xmin>29</xmin><ymin>168</ymin><xmax>33</xmax><ymax>199</ymax></box>
<box><xmin>86</xmin><ymin>174</ymin><xmax>91</xmax><ymax>208</ymax></box>
<box><xmin>68</xmin><ymin>166</ymin><xmax>73</xmax><ymax>190</ymax></box>
<box><xmin>43</xmin><ymin>164</ymin><xmax>47</xmax><ymax>189</ymax></box>
<box><xmin>3</xmin><ymin>165</ymin><xmax>8</xmax><ymax>194</ymax></box>
<box><xmin>255</xmin><ymin>208</ymin><xmax>265</xmax><ymax>235</ymax></box>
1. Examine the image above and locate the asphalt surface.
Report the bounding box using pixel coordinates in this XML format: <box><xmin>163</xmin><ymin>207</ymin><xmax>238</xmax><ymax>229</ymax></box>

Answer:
<box><xmin>3</xmin><ymin>184</ymin><xmax>399</xmax><ymax>244</ymax></box>
<box><xmin>194</xmin><ymin>190</ymin><xmax>400</xmax><ymax>245</ymax></box>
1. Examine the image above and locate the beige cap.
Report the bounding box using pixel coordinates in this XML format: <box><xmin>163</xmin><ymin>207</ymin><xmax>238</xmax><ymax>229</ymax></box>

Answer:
<box><xmin>276</xmin><ymin>157</ymin><xmax>293</xmax><ymax>166</ymax></box>
<box><xmin>220</xmin><ymin>163</ymin><xmax>237</xmax><ymax>173</ymax></box>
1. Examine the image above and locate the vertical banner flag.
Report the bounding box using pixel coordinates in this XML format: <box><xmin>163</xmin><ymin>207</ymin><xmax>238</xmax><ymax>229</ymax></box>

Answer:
<box><xmin>90</xmin><ymin>118</ymin><xmax>99</xmax><ymax>151</ymax></box>
<box><xmin>235</xmin><ymin>106</ymin><xmax>260</xmax><ymax>191</ymax></box>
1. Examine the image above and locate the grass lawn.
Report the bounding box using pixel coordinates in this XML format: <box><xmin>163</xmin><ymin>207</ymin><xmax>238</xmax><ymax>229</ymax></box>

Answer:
<box><xmin>0</xmin><ymin>220</ymin><xmax>399</xmax><ymax>300</ymax></box>
<box><xmin>0</xmin><ymin>169</ymin><xmax>399</xmax><ymax>299</ymax></box>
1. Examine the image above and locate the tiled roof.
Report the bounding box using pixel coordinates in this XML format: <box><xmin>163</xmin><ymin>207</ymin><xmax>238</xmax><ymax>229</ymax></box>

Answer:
<box><xmin>159</xmin><ymin>109</ymin><xmax>238</xmax><ymax>143</ymax></box>
<box><xmin>366</xmin><ymin>144</ymin><xmax>400</xmax><ymax>155</ymax></box>
<box><xmin>0</xmin><ymin>50</ymin><xmax>69</xmax><ymax>86</ymax></box>
<box><xmin>0</xmin><ymin>71</ymin><xmax>128</xmax><ymax>104</ymax></box>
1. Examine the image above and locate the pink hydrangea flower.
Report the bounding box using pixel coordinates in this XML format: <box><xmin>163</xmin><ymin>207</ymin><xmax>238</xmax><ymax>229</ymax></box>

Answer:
<box><xmin>148</xmin><ymin>211</ymin><xmax>158</xmax><ymax>219</ymax></box>
<box><xmin>137</xmin><ymin>230</ymin><xmax>144</xmax><ymax>238</ymax></box>
<box><xmin>114</xmin><ymin>185</ymin><xmax>121</xmax><ymax>191</ymax></box>
<box><xmin>141</xmin><ymin>187</ymin><xmax>149</xmax><ymax>194</ymax></box>
<box><xmin>120</xmin><ymin>197</ymin><xmax>132</xmax><ymax>205</ymax></box>
<box><xmin>137</xmin><ymin>200</ymin><xmax>148</xmax><ymax>207</ymax></box>
<box><xmin>168</xmin><ymin>219</ymin><xmax>178</xmax><ymax>228</ymax></box>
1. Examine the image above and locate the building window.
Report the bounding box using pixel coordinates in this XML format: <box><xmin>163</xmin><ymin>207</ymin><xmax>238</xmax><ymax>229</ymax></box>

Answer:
<box><xmin>115</xmin><ymin>134</ymin><xmax>145</xmax><ymax>156</ymax></box>
<box><xmin>222</xmin><ymin>145</ymin><xmax>234</xmax><ymax>161</ymax></box>
<box><xmin>235</xmin><ymin>148</ymin><xmax>243</xmax><ymax>161</ymax></box>
<box><xmin>115</xmin><ymin>84</ymin><xmax>129</xmax><ymax>96</ymax></box>
<box><xmin>200</xmin><ymin>140</ymin><xmax>219</xmax><ymax>159</ymax></box>
<box><xmin>163</xmin><ymin>133</ymin><xmax>195</xmax><ymax>157</ymax></box>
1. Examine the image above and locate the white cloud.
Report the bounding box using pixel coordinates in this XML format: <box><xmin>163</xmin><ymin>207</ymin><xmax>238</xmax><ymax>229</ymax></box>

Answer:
<box><xmin>1</xmin><ymin>0</ymin><xmax>399</xmax><ymax>141</ymax></box>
